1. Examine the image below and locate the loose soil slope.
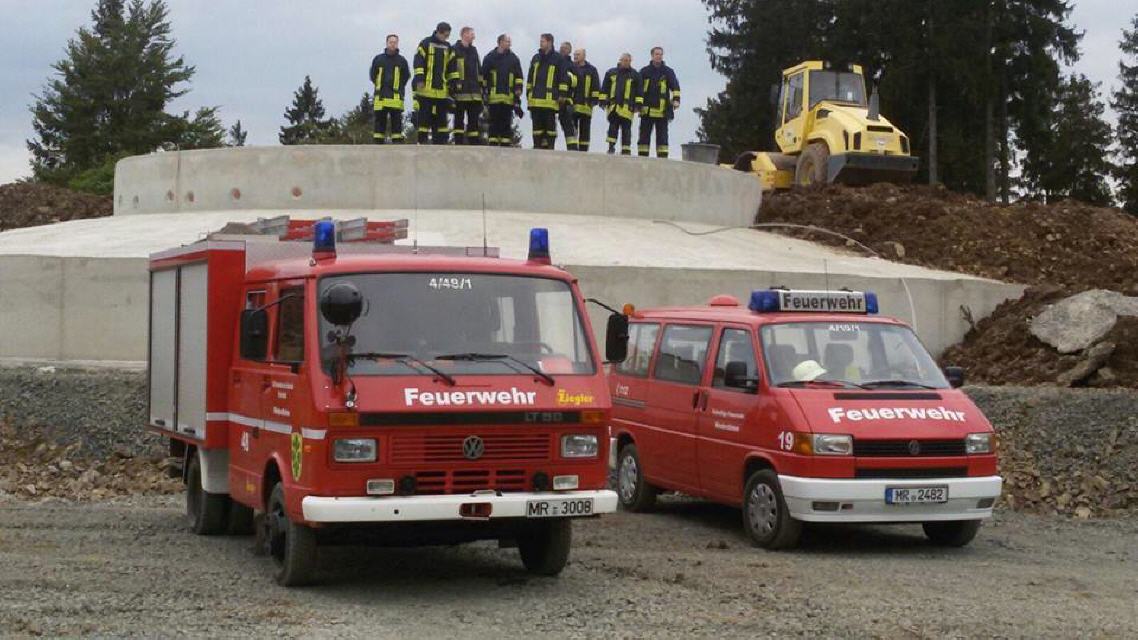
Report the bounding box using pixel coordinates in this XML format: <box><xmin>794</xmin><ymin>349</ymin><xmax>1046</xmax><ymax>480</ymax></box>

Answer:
<box><xmin>0</xmin><ymin>182</ymin><xmax>112</xmax><ymax>232</ymax></box>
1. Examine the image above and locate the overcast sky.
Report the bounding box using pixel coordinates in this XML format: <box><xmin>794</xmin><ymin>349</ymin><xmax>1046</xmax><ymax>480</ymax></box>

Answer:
<box><xmin>0</xmin><ymin>0</ymin><xmax>1128</xmax><ymax>184</ymax></box>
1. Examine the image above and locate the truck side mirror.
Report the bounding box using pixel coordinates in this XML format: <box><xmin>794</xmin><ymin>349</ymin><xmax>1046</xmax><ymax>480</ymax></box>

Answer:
<box><xmin>943</xmin><ymin>366</ymin><xmax>965</xmax><ymax>388</ymax></box>
<box><xmin>724</xmin><ymin>361</ymin><xmax>757</xmax><ymax>392</ymax></box>
<box><xmin>240</xmin><ymin>309</ymin><xmax>269</xmax><ymax>360</ymax></box>
<box><xmin>605</xmin><ymin>313</ymin><xmax>629</xmax><ymax>363</ymax></box>
<box><xmin>320</xmin><ymin>282</ymin><xmax>363</xmax><ymax>326</ymax></box>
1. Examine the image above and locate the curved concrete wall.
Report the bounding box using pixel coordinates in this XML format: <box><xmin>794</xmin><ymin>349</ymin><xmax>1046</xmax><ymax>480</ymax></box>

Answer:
<box><xmin>113</xmin><ymin>146</ymin><xmax>762</xmax><ymax>227</ymax></box>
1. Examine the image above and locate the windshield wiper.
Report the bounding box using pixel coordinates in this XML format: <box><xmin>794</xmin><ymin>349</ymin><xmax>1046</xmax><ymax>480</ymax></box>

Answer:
<box><xmin>350</xmin><ymin>352</ymin><xmax>457</xmax><ymax>386</ymax></box>
<box><xmin>777</xmin><ymin>379</ymin><xmax>865</xmax><ymax>389</ymax></box>
<box><xmin>435</xmin><ymin>352</ymin><xmax>555</xmax><ymax>386</ymax></box>
<box><xmin>860</xmin><ymin>379</ymin><xmax>937</xmax><ymax>390</ymax></box>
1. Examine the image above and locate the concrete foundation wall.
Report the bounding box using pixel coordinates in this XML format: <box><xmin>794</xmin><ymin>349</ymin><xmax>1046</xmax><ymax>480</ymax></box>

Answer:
<box><xmin>114</xmin><ymin>146</ymin><xmax>762</xmax><ymax>227</ymax></box>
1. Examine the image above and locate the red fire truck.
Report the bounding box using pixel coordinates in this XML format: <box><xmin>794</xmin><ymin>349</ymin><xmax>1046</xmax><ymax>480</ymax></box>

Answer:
<box><xmin>147</xmin><ymin>218</ymin><xmax>617</xmax><ymax>585</ymax></box>
<box><xmin>603</xmin><ymin>289</ymin><xmax>1002</xmax><ymax>549</ymax></box>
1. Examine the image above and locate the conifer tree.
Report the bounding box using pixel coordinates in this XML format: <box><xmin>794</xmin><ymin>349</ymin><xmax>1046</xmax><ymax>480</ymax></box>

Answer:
<box><xmin>228</xmin><ymin>120</ymin><xmax>248</xmax><ymax>147</ymax></box>
<box><xmin>1023</xmin><ymin>74</ymin><xmax>1113</xmax><ymax>205</ymax></box>
<box><xmin>1114</xmin><ymin>15</ymin><xmax>1138</xmax><ymax>214</ymax></box>
<box><xmin>279</xmin><ymin>76</ymin><xmax>337</xmax><ymax>144</ymax></box>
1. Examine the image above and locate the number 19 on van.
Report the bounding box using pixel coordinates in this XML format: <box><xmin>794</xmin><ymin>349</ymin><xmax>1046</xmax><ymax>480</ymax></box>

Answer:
<box><xmin>778</xmin><ymin>431</ymin><xmax>795</xmax><ymax>451</ymax></box>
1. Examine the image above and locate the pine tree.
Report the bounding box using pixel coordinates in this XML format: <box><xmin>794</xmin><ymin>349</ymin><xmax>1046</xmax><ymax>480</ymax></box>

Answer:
<box><xmin>173</xmin><ymin>107</ymin><xmax>227</xmax><ymax>150</ymax></box>
<box><xmin>28</xmin><ymin>0</ymin><xmax>199</xmax><ymax>182</ymax></box>
<box><xmin>1023</xmin><ymin>74</ymin><xmax>1113</xmax><ymax>205</ymax></box>
<box><xmin>279</xmin><ymin>76</ymin><xmax>337</xmax><ymax>144</ymax></box>
<box><xmin>228</xmin><ymin>120</ymin><xmax>248</xmax><ymax>147</ymax></box>
<box><xmin>1114</xmin><ymin>15</ymin><xmax>1138</xmax><ymax>215</ymax></box>
<box><xmin>327</xmin><ymin>94</ymin><xmax>373</xmax><ymax>144</ymax></box>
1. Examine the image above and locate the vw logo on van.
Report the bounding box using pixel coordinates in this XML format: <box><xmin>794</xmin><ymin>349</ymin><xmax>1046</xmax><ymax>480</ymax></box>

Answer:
<box><xmin>463</xmin><ymin>436</ymin><xmax>485</xmax><ymax>460</ymax></box>
<box><xmin>908</xmin><ymin>440</ymin><xmax>921</xmax><ymax>456</ymax></box>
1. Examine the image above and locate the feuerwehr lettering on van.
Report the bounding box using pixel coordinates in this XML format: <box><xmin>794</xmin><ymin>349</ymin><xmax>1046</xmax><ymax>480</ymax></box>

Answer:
<box><xmin>404</xmin><ymin>387</ymin><xmax>537</xmax><ymax>407</ymax></box>
<box><xmin>827</xmin><ymin>406</ymin><xmax>967</xmax><ymax>423</ymax></box>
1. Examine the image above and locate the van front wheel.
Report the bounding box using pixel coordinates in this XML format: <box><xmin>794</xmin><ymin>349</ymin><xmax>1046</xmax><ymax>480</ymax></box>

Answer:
<box><xmin>617</xmin><ymin>444</ymin><xmax>657</xmax><ymax>512</ymax></box>
<box><xmin>742</xmin><ymin>469</ymin><xmax>802</xmax><ymax>549</ymax></box>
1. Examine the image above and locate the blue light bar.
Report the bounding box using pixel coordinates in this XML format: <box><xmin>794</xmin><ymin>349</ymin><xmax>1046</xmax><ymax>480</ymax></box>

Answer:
<box><xmin>314</xmin><ymin>220</ymin><xmax>336</xmax><ymax>254</ymax></box>
<box><xmin>528</xmin><ymin>227</ymin><xmax>550</xmax><ymax>263</ymax></box>
<box><xmin>865</xmin><ymin>292</ymin><xmax>879</xmax><ymax>314</ymax></box>
<box><xmin>748</xmin><ymin>290</ymin><xmax>780</xmax><ymax>313</ymax></box>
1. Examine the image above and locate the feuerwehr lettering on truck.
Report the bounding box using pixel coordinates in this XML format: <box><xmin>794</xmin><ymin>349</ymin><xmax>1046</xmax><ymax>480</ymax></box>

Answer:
<box><xmin>404</xmin><ymin>387</ymin><xmax>538</xmax><ymax>407</ymax></box>
<box><xmin>827</xmin><ymin>406</ymin><xmax>967</xmax><ymax>423</ymax></box>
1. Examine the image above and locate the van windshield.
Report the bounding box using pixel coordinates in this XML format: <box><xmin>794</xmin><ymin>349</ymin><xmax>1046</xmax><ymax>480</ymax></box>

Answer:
<box><xmin>808</xmin><ymin>70</ymin><xmax>866</xmax><ymax>108</ymax></box>
<box><xmin>318</xmin><ymin>273</ymin><xmax>595</xmax><ymax>377</ymax></box>
<box><xmin>760</xmin><ymin>321</ymin><xmax>948</xmax><ymax>389</ymax></box>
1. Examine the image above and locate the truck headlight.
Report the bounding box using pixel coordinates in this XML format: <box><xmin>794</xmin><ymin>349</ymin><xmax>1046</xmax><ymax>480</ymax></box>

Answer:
<box><xmin>965</xmin><ymin>432</ymin><xmax>993</xmax><ymax>454</ymax></box>
<box><xmin>334</xmin><ymin>438</ymin><xmax>377</xmax><ymax>462</ymax></box>
<box><xmin>561</xmin><ymin>434</ymin><xmax>599</xmax><ymax>458</ymax></box>
<box><xmin>812</xmin><ymin>434</ymin><xmax>853</xmax><ymax>456</ymax></box>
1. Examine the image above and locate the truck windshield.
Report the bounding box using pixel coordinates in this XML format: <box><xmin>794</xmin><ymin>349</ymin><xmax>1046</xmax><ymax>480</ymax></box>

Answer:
<box><xmin>760</xmin><ymin>321</ymin><xmax>948</xmax><ymax>389</ymax></box>
<box><xmin>319</xmin><ymin>273</ymin><xmax>595</xmax><ymax>377</ymax></box>
<box><xmin>808</xmin><ymin>70</ymin><xmax>866</xmax><ymax>109</ymax></box>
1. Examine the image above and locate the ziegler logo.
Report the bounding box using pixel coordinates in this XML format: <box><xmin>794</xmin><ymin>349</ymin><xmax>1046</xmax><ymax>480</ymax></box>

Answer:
<box><xmin>557</xmin><ymin>389</ymin><xmax>595</xmax><ymax>407</ymax></box>
<box><xmin>404</xmin><ymin>387</ymin><xmax>537</xmax><ymax>407</ymax></box>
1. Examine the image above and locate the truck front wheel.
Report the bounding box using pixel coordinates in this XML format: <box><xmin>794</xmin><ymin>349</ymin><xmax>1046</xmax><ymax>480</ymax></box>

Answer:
<box><xmin>742</xmin><ymin>469</ymin><xmax>802</xmax><ymax>549</ymax></box>
<box><xmin>186</xmin><ymin>453</ymin><xmax>229</xmax><ymax>535</ymax></box>
<box><xmin>922</xmin><ymin>520</ymin><xmax>982</xmax><ymax>547</ymax></box>
<box><xmin>265</xmin><ymin>482</ymin><xmax>318</xmax><ymax>586</ymax></box>
<box><xmin>518</xmin><ymin>519</ymin><xmax>572</xmax><ymax>576</ymax></box>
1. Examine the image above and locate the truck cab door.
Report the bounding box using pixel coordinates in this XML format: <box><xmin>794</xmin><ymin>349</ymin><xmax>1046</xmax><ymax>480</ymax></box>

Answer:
<box><xmin>229</xmin><ymin>288</ymin><xmax>271</xmax><ymax>507</ymax></box>
<box><xmin>775</xmin><ymin>71</ymin><xmax>806</xmax><ymax>154</ymax></box>
<box><xmin>265</xmin><ymin>282</ymin><xmax>310</xmax><ymax>490</ymax></box>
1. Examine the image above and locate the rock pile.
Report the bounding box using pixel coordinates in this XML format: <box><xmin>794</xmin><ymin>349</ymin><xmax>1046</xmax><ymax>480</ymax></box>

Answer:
<box><xmin>0</xmin><ymin>182</ymin><xmax>112</xmax><ymax>232</ymax></box>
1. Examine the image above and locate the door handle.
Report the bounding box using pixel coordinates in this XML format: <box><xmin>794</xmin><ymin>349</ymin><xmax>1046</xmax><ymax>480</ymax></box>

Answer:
<box><xmin>701</xmin><ymin>392</ymin><xmax>710</xmax><ymax>411</ymax></box>
<box><xmin>691</xmin><ymin>390</ymin><xmax>701</xmax><ymax>409</ymax></box>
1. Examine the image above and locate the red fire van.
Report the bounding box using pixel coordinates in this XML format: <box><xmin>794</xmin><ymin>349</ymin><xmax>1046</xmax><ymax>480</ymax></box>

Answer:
<box><xmin>604</xmin><ymin>289</ymin><xmax>1002</xmax><ymax>549</ymax></box>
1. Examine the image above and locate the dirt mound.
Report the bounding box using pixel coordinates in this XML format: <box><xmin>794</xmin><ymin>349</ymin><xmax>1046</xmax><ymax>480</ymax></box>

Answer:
<box><xmin>760</xmin><ymin>183</ymin><xmax>1138</xmax><ymax>291</ymax></box>
<box><xmin>0</xmin><ymin>182</ymin><xmax>113</xmax><ymax>232</ymax></box>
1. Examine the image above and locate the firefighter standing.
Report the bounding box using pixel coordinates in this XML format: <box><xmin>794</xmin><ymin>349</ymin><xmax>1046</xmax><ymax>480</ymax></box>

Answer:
<box><xmin>369</xmin><ymin>34</ymin><xmax>410</xmax><ymax>144</ymax></box>
<box><xmin>481</xmin><ymin>34</ymin><xmax>525</xmax><ymax>147</ymax></box>
<box><xmin>527</xmin><ymin>34</ymin><xmax>570</xmax><ymax>150</ymax></box>
<box><xmin>557</xmin><ymin>41</ymin><xmax>579</xmax><ymax>151</ymax></box>
<box><xmin>413</xmin><ymin>22</ymin><xmax>457</xmax><ymax>144</ymax></box>
<box><xmin>449</xmin><ymin>26</ymin><xmax>483</xmax><ymax>144</ymax></box>
<box><xmin>570</xmin><ymin>49</ymin><xmax>601</xmax><ymax>152</ymax></box>
<box><xmin>637</xmin><ymin>46</ymin><xmax>681</xmax><ymax>158</ymax></box>
<box><xmin>600</xmin><ymin>53</ymin><xmax>642</xmax><ymax>155</ymax></box>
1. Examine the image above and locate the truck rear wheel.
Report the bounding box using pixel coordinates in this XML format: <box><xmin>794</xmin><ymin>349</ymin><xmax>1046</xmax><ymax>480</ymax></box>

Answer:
<box><xmin>186</xmin><ymin>453</ymin><xmax>229</xmax><ymax>535</ymax></box>
<box><xmin>922</xmin><ymin>520</ymin><xmax>982</xmax><ymax>547</ymax></box>
<box><xmin>617</xmin><ymin>444</ymin><xmax>657</xmax><ymax>512</ymax></box>
<box><xmin>265</xmin><ymin>482</ymin><xmax>318</xmax><ymax>586</ymax></box>
<box><xmin>518</xmin><ymin>519</ymin><xmax>572</xmax><ymax>576</ymax></box>
<box><xmin>795</xmin><ymin>142</ymin><xmax>830</xmax><ymax>185</ymax></box>
<box><xmin>742</xmin><ymin>469</ymin><xmax>802</xmax><ymax>549</ymax></box>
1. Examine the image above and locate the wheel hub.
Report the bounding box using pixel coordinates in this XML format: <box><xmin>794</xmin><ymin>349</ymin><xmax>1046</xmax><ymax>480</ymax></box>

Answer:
<box><xmin>618</xmin><ymin>454</ymin><xmax>638</xmax><ymax>502</ymax></box>
<box><xmin>747</xmin><ymin>483</ymin><xmax>778</xmax><ymax>536</ymax></box>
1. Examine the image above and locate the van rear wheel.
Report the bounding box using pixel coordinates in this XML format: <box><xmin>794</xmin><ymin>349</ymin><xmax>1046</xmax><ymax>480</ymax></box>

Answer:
<box><xmin>264</xmin><ymin>482</ymin><xmax>318</xmax><ymax>586</ymax></box>
<box><xmin>518</xmin><ymin>519</ymin><xmax>572</xmax><ymax>576</ymax></box>
<box><xmin>742</xmin><ymin>469</ymin><xmax>802</xmax><ymax>549</ymax></box>
<box><xmin>186</xmin><ymin>453</ymin><xmax>228</xmax><ymax>535</ymax></box>
<box><xmin>922</xmin><ymin>520</ymin><xmax>982</xmax><ymax>547</ymax></box>
<box><xmin>617</xmin><ymin>444</ymin><xmax>657</xmax><ymax>512</ymax></box>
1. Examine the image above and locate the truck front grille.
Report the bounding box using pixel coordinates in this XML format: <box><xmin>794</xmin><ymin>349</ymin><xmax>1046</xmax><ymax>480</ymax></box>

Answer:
<box><xmin>854</xmin><ymin>439</ymin><xmax>966</xmax><ymax>457</ymax></box>
<box><xmin>412</xmin><ymin>469</ymin><xmax>528</xmax><ymax>494</ymax></box>
<box><xmin>390</xmin><ymin>433</ymin><xmax>551</xmax><ymax>464</ymax></box>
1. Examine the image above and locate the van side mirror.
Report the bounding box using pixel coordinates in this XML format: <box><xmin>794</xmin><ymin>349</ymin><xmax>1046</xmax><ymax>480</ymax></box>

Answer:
<box><xmin>320</xmin><ymin>282</ymin><xmax>363</xmax><ymax>326</ymax></box>
<box><xmin>943</xmin><ymin>366</ymin><xmax>965</xmax><ymax>388</ymax></box>
<box><xmin>605</xmin><ymin>313</ymin><xmax>629</xmax><ymax>363</ymax></box>
<box><xmin>725</xmin><ymin>361</ymin><xmax>757</xmax><ymax>392</ymax></box>
<box><xmin>240</xmin><ymin>309</ymin><xmax>269</xmax><ymax>360</ymax></box>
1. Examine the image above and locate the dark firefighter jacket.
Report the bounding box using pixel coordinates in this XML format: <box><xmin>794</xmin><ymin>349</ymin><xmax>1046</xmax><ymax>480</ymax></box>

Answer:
<box><xmin>601</xmin><ymin>66</ymin><xmax>643</xmax><ymax>120</ymax></box>
<box><xmin>482</xmin><ymin>48</ymin><xmax>525</xmax><ymax>106</ymax></box>
<box><xmin>570</xmin><ymin>62</ymin><xmax>601</xmax><ymax>116</ymax></box>
<box><xmin>370</xmin><ymin>49</ymin><xmax>410</xmax><ymax>110</ymax></box>
<box><xmin>639</xmin><ymin>62</ymin><xmax>681</xmax><ymax>119</ymax></box>
<box><xmin>448</xmin><ymin>42</ymin><xmax>483</xmax><ymax>103</ymax></box>
<box><xmin>527</xmin><ymin>49</ymin><xmax>570</xmax><ymax>111</ymax></box>
<box><xmin>413</xmin><ymin>34</ymin><xmax>456</xmax><ymax>99</ymax></box>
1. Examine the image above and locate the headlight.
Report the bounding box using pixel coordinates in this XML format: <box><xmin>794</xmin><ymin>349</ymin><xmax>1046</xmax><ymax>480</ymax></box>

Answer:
<box><xmin>812</xmin><ymin>434</ymin><xmax>853</xmax><ymax>456</ymax></box>
<box><xmin>561</xmin><ymin>434</ymin><xmax>599</xmax><ymax>458</ymax></box>
<box><xmin>965</xmin><ymin>432</ymin><xmax>993</xmax><ymax>454</ymax></box>
<box><xmin>333</xmin><ymin>438</ymin><xmax>377</xmax><ymax>462</ymax></box>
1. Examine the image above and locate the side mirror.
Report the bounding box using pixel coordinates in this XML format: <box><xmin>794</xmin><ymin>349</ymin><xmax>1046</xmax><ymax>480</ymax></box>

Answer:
<box><xmin>605</xmin><ymin>313</ymin><xmax>629</xmax><ymax>363</ymax></box>
<box><xmin>240</xmin><ymin>309</ymin><xmax>269</xmax><ymax>360</ymax></box>
<box><xmin>320</xmin><ymin>282</ymin><xmax>363</xmax><ymax>326</ymax></box>
<box><xmin>769</xmin><ymin>83</ymin><xmax>780</xmax><ymax>111</ymax></box>
<box><xmin>724</xmin><ymin>361</ymin><xmax>757</xmax><ymax>392</ymax></box>
<box><xmin>944</xmin><ymin>366</ymin><xmax>965</xmax><ymax>388</ymax></box>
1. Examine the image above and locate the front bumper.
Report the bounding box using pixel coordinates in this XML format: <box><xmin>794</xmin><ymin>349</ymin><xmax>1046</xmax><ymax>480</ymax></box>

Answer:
<box><xmin>828</xmin><ymin>152</ymin><xmax>920</xmax><ymax>184</ymax></box>
<box><xmin>302</xmin><ymin>489</ymin><xmax>618</xmax><ymax>524</ymax></box>
<box><xmin>778</xmin><ymin>474</ymin><xmax>1002</xmax><ymax>523</ymax></box>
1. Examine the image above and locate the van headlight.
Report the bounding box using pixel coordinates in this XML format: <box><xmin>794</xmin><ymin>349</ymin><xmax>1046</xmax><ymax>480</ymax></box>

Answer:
<box><xmin>334</xmin><ymin>438</ymin><xmax>377</xmax><ymax>462</ymax></box>
<box><xmin>561</xmin><ymin>434</ymin><xmax>599</xmax><ymax>458</ymax></box>
<box><xmin>812</xmin><ymin>434</ymin><xmax>853</xmax><ymax>456</ymax></box>
<box><xmin>965</xmin><ymin>433</ymin><xmax>993</xmax><ymax>454</ymax></box>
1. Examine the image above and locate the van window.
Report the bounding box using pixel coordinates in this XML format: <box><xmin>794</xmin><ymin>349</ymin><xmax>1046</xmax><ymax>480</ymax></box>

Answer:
<box><xmin>653</xmin><ymin>325</ymin><xmax>713</xmax><ymax>386</ymax></box>
<box><xmin>712</xmin><ymin>328</ymin><xmax>758</xmax><ymax>389</ymax></box>
<box><xmin>616</xmin><ymin>323</ymin><xmax>659</xmax><ymax>377</ymax></box>
<box><xmin>276</xmin><ymin>287</ymin><xmax>305</xmax><ymax>363</ymax></box>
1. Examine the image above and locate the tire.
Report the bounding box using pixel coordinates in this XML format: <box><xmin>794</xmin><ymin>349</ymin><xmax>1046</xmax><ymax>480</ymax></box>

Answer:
<box><xmin>742</xmin><ymin>469</ymin><xmax>802</xmax><ymax>550</ymax></box>
<box><xmin>518</xmin><ymin>519</ymin><xmax>572</xmax><ymax>576</ymax></box>
<box><xmin>922</xmin><ymin>520</ymin><xmax>982</xmax><ymax>547</ymax></box>
<box><xmin>264</xmin><ymin>482</ymin><xmax>318</xmax><ymax>586</ymax></box>
<box><xmin>616</xmin><ymin>444</ymin><xmax>657</xmax><ymax>512</ymax></box>
<box><xmin>794</xmin><ymin>142</ymin><xmax>830</xmax><ymax>186</ymax></box>
<box><xmin>227</xmin><ymin>500</ymin><xmax>255</xmax><ymax>536</ymax></box>
<box><xmin>186</xmin><ymin>453</ymin><xmax>229</xmax><ymax>536</ymax></box>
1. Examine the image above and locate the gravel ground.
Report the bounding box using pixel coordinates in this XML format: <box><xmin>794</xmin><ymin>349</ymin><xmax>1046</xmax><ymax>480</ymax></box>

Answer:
<box><xmin>0</xmin><ymin>493</ymin><xmax>1135</xmax><ymax>638</ymax></box>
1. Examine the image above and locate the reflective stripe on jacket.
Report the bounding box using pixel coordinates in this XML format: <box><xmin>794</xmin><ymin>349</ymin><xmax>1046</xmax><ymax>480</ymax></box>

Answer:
<box><xmin>413</xmin><ymin>35</ymin><xmax>456</xmax><ymax>99</ymax></box>
<box><xmin>370</xmin><ymin>50</ymin><xmax>410</xmax><ymax>110</ymax></box>
<box><xmin>639</xmin><ymin>62</ymin><xmax>681</xmax><ymax>118</ymax></box>
<box><xmin>449</xmin><ymin>42</ymin><xmax>483</xmax><ymax>103</ymax></box>
<box><xmin>527</xmin><ymin>49</ymin><xmax>569</xmax><ymax>111</ymax></box>
<box><xmin>601</xmin><ymin>66</ymin><xmax>643</xmax><ymax>120</ymax></box>
<box><xmin>482</xmin><ymin>49</ymin><xmax>525</xmax><ymax>106</ymax></box>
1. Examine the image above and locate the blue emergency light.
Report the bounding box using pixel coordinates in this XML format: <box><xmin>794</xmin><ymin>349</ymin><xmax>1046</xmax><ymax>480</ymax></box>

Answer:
<box><xmin>528</xmin><ymin>227</ymin><xmax>550</xmax><ymax>263</ymax></box>
<box><xmin>865</xmin><ymin>292</ymin><xmax>879</xmax><ymax>314</ymax></box>
<box><xmin>748</xmin><ymin>290</ymin><xmax>780</xmax><ymax>313</ymax></box>
<box><xmin>313</xmin><ymin>219</ymin><xmax>336</xmax><ymax>254</ymax></box>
